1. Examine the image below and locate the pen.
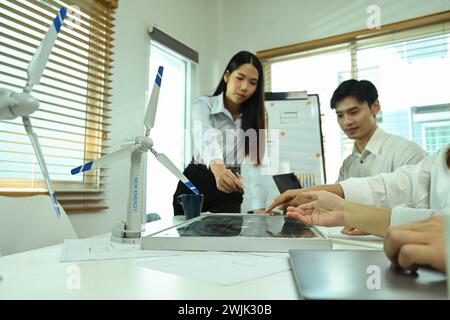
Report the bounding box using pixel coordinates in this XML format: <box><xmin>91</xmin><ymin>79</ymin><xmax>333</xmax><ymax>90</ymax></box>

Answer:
<box><xmin>230</xmin><ymin>167</ymin><xmax>244</xmax><ymax>194</ymax></box>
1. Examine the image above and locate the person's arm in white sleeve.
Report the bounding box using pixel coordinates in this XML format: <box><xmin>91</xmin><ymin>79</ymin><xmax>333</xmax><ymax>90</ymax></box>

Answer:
<box><xmin>191</xmin><ymin>97</ymin><xmax>223</xmax><ymax>166</ymax></box>
<box><xmin>339</xmin><ymin>155</ymin><xmax>434</xmax><ymax>208</ymax></box>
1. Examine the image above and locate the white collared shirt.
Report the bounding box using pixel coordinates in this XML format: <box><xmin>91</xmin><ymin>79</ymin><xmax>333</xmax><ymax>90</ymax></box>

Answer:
<box><xmin>340</xmin><ymin>145</ymin><xmax>450</xmax><ymax>225</ymax></box>
<box><xmin>192</xmin><ymin>94</ymin><xmax>244</xmax><ymax>166</ymax></box>
<box><xmin>337</xmin><ymin>127</ymin><xmax>427</xmax><ymax>182</ymax></box>
<box><xmin>191</xmin><ymin>94</ymin><xmax>268</xmax><ymax>210</ymax></box>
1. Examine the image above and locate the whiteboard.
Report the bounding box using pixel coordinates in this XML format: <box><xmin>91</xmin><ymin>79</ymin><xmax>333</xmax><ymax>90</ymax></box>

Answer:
<box><xmin>265</xmin><ymin>92</ymin><xmax>326</xmax><ymax>188</ymax></box>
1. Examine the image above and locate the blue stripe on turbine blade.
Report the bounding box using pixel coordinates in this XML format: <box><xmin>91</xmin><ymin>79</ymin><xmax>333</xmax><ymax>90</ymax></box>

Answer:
<box><xmin>54</xmin><ymin>8</ymin><xmax>67</xmax><ymax>32</ymax></box>
<box><xmin>71</xmin><ymin>166</ymin><xmax>82</xmax><ymax>175</ymax></box>
<box><xmin>155</xmin><ymin>75</ymin><xmax>162</xmax><ymax>87</ymax></box>
<box><xmin>158</xmin><ymin>66</ymin><xmax>164</xmax><ymax>76</ymax></box>
<box><xmin>185</xmin><ymin>182</ymin><xmax>200</xmax><ymax>195</ymax></box>
<box><xmin>59</xmin><ymin>7</ymin><xmax>67</xmax><ymax>20</ymax></box>
<box><xmin>71</xmin><ymin>161</ymin><xmax>93</xmax><ymax>175</ymax></box>
<box><xmin>51</xmin><ymin>193</ymin><xmax>61</xmax><ymax>218</ymax></box>
<box><xmin>51</xmin><ymin>193</ymin><xmax>57</xmax><ymax>204</ymax></box>
<box><xmin>82</xmin><ymin>161</ymin><xmax>94</xmax><ymax>172</ymax></box>
<box><xmin>54</xmin><ymin>15</ymin><xmax>62</xmax><ymax>33</ymax></box>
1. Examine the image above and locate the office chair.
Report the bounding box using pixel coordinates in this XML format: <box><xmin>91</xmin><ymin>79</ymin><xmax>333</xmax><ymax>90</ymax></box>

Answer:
<box><xmin>0</xmin><ymin>195</ymin><xmax>78</xmax><ymax>256</ymax></box>
<box><xmin>146</xmin><ymin>212</ymin><xmax>161</xmax><ymax>223</ymax></box>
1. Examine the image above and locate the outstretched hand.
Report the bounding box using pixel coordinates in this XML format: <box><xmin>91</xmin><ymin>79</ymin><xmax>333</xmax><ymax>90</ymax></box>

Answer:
<box><xmin>285</xmin><ymin>190</ymin><xmax>345</xmax><ymax>227</ymax></box>
<box><xmin>265</xmin><ymin>188</ymin><xmax>311</xmax><ymax>212</ymax></box>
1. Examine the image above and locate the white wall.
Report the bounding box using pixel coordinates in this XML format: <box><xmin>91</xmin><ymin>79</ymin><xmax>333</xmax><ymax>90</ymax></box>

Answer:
<box><xmin>68</xmin><ymin>0</ymin><xmax>450</xmax><ymax>237</ymax></box>
<box><xmin>216</xmin><ymin>0</ymin><xmax>450</xmax><ymax>65</ymax></box>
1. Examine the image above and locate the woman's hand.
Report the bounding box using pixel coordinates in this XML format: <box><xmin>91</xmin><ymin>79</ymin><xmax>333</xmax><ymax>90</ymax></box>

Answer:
<box><xmin>210</xmin><ymin>162</ymin><xmax>244</xmax><ymax>193</ymax></box>
<box><xmin>286</xmin><ymin>190</ymin><xmax>345</xmax><ymax>227</ymax></box>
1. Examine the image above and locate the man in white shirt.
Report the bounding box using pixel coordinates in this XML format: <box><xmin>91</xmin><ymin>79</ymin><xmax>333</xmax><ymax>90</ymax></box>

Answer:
<box><xmin>331</xmin><ymin>79</ymin><xmax>426</xmax><ymax>182</ymax></box>
<box><xmin>328</xmin><ymin>79</ymin><xmax>426</xmax><ymax>233</ymax></box>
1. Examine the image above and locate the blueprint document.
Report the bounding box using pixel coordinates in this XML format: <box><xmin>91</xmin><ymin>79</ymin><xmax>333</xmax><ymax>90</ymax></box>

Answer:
<box><xmin>60</xmin><ymin>238</ymin><xmax>179</xmax><ymax>262</ymax></box>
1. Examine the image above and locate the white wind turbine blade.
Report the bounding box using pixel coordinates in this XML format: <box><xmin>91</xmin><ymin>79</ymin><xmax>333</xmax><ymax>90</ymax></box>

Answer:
<box><xmin>71</xmin><ymin>145</ymin><xmax>138</xmax><ymax>175</ymax></box>
<box><xmin>154</xmin><ymin>152</ymin><xmax>200</xmax><ymax>195</ymax></box>
<box><xmin>25</xmin><ymin>7</ymin><xmax>67</xmax><ymax>92</ymax></box>
<box><xmin>144</xmin><ymin>66</ymin><xmax>163</xmax><ymax>134</ymax></box>
<box><xmin>23</xmin><ymin>117</ymin><xmax>61</xmax><ymax>218</ymax></box>
<box><xmin>20</xmin><ymin>8</ymin><xmax>67</xmax><ymax>218</ymax></box>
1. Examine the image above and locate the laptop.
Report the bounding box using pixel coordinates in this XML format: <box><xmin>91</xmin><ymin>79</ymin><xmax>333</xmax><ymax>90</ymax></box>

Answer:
<box><xmin>289</xmin><ymin>250</ymin><xmax>447</xmax><ymax>300</ymax></box>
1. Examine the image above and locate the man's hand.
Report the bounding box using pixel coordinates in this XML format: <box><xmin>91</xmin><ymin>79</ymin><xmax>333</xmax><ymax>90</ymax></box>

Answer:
<box><xmin>384</xmin><ymin>215</ymin><xmax>446</xmax><ymax>273</ymax></box>
<box><xmin>285</xmin><ymin>190</ymin><xmax>345</xmax><ymax>227</ymax></box>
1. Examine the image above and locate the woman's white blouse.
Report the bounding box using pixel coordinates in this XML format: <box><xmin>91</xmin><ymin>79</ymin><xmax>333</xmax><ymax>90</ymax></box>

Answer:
<box><xmin>191</xmin><ymin>94</ymin><xmax>269</xmax><ymax>210</ymax></box>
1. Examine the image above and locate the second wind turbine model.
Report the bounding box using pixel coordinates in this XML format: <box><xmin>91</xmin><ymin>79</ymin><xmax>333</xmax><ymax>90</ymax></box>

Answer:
<box><xmin>71</xmin><ymin>66</ymin><xmax>200</xmax><ymax>243</ymax></box>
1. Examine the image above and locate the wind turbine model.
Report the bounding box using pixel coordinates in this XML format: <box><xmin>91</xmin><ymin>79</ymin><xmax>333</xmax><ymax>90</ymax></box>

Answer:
<box><xmin>71</xmin><ymin>66</ymin><xmax>200</xmax><ymax>243</ymax></box>
<box><xmin>0</xmin><ymin>8</ymin><xmax>67</xmax><ymax>218</ymax></box>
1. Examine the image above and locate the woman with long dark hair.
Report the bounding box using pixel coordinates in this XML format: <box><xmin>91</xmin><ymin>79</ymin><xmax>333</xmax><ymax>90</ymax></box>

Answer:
<box><xmin>173</xmin><ymin>51</ymin><xmax>267</xmax><ymax>214</ymax></box>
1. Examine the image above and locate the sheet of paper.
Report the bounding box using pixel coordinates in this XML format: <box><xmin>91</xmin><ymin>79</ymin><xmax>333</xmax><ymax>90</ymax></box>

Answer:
<box><xmin>316</xmin><ymin>226</ymin><xmax>384</xmax><ymax>250</ymax></box>
<box><xmin>133</xmin><ymin>252</ymin><xmax>291</xmax><ymax>285</ymax></box>
<box><xmin>60</xmin><ymin>239</ymin><xmax>180</xmax><ymax>262</ymax></box>
<box><xmin>316</xmin><ymin>226</ymin><xmax>383</xmax><ymax>241</ymax></box>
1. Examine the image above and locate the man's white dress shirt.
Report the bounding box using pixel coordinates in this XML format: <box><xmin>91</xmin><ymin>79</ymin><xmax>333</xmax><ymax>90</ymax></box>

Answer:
<box><xmin>337</xmin><ymin>127</ymin><xmax>426</xmax><ymax>182</ymax></box>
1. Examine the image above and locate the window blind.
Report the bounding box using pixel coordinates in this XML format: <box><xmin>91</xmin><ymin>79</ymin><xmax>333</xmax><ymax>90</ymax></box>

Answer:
<box><xmin>0</xmin><ymin>0</ymin><xmax>117</xmax><ymax>212</ymax></box>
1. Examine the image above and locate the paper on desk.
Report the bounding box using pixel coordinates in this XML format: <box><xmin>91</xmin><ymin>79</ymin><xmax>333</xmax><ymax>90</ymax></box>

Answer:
<box><xmin>133</xmin><ymin>252</ymin><xmax>291</xmax><ymax>285</ymax></box>
<box><xmin>60</xmin><ymin>239</ymin><xmax>179</xmax><ymax>262</ymax></box>
<box><xmin>316</xmin><ymin>226</ymin><xmax>384</xmax><ymax>250</ymax></box>
<box><xmin>316</xmin><ymin>226</ymin><xmax>382</xmax><ymax>241</ymax></box>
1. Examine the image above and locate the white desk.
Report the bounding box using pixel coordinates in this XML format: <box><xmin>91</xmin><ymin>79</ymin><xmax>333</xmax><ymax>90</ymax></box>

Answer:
<box><xmin>0</xmin><ymin>218</ymin><xmax>382</xmax><ymax>300</ymax></box>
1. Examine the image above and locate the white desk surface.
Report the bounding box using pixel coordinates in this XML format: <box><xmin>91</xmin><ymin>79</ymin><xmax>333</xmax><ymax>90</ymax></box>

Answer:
<box><xmin>0</xmin><ymin>217</ymin><xmax>382</xmax><ymax>300</ymax></box>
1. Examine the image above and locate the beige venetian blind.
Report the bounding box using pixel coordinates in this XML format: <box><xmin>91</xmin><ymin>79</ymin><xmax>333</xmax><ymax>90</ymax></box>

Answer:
<box><xmin>0</xmin><ymin>0</ymin><xmax>117</xmax><ymax>212</ymax></box>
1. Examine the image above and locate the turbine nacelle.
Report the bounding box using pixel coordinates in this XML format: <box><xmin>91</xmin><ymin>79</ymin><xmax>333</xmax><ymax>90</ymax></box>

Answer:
<box><xmin>135</xmin><ymin>136</ymin><xmax>153</xmax><ymax>151</ymax></box>
<box><xmin>0</xmin><ymin>89</ymin><xmax>39</xmax><ymax>120</ymax></box>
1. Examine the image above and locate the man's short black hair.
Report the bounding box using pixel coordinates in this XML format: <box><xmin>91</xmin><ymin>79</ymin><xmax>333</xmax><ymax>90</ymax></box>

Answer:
<box><xmin>330</xmin><ymin>79</ymin><xmax>378</xmax><ymax>109</ymax></box>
